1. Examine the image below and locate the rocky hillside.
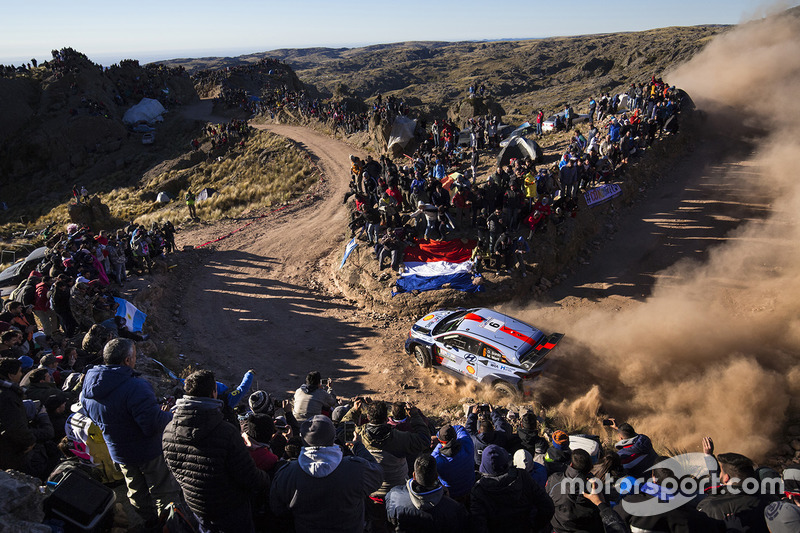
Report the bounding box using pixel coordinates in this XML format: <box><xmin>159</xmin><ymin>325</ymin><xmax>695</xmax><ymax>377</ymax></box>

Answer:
<box><xmin>161</xmin><ymin>25</ymin><xmax>727</xmax><ymax>119</ymax></box>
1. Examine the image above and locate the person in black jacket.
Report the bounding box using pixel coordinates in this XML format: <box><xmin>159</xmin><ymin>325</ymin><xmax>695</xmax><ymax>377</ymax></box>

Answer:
<box><xmin>511</xmin><ymin>411</ymin><xmax>549</xmax><ymax>460</ymax></box>
<box><xmin>547</xmin><ymin>448</ymin><xmax>604</xmax><ymax>533</ymax></box>
<box><xmin>470</xmin><ymin>444</ymin><xmax>555</xmax><ymax>533</ymax></box>
<box><xmin>466</xmin><ymin>404</ymin><xmax>512</xmax><ymax>468</ymax></box>
<box><xmin>0</xmin><ymin>357</ymin><xmax>35</xmax><ymax>471</ymax></box>
<box><xmin>163</xmin><ymin>369</ymin><xmax>270</xmax><ymax>533</ymax></box>
<box><xmin>697</xmin><ymin>453</ymin><xmax>771</xmax><ymax>533</ymax></box>
<box><xmin>385</xmin><ymin>453</ymin><xmax>469</xmax><ymax>533</ymax></box>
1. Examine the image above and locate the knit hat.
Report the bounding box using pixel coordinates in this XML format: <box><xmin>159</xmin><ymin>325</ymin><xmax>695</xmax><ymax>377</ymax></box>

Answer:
<box><xmin>765</xmin><ymin>501</ymin><xmax>800</xmax><ymax>533</ymax></box>
<box><xmin>248</xmin><ymin>390</ymin><xmax>272</xmax><ymax>414</ymax></box>
<box><xmin>44</xmin><ymin>392</ymin><xmax>67</xmax><ymax>411</ymax></box>
<box><xmin>300</xmin><ymin>415</ymin><xmax>336</xmax><ymax>447</ymax></box>
<box><xmin>479</xmin><ymin>444</ymin><xmax>510</xmax><ymax>476</ymax></box>
<box><xmin>513</xmin><ymin>449</ymin><xmax>535</xmax><ymax>473</ymax></box>
<box><xmin>437</xmin><ymin>423</ymin><xmax>457</xmax><ymax>444</ymax></box>
<box><xmin>552</xmin><ymin>430</ymin><xmax>570</xmax><ymax>447</ymax></box>
<box><xmin>40</xmin><ymin>354</ymin><xmax>58</xmax><ymax>367</ymax></box>
<box><xmin>18</xmin><ymin>356</ymin><xmax>34</xmax><ymax>372</ymax></box>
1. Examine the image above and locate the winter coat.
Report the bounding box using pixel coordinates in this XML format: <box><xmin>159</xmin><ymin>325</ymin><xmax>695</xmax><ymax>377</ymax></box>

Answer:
<box><xmin>292</xmin><ymin>384</ymin><xmax>337</xmax><ymax>421</ymax></box>
<box><xmin>614</xmin><ymin>434</ymin><xmax>658</xmax><ymax>478</ymax></box>
<box><xmin>466</xmin><ymin>411</ymin><xmax>512</xmax><ymax>467</ymax></box>
<box><xmin>385</xmin><ymin>479</ymin><xmax>469</xmax><ymax>533</ymax></box>
<box><xmin>270</xmin><ymin>443</ymin><xmax>383</xmax><ymax>533</ymax></box>
<box><xmin>546</xmin><ymin>466</ymin><xmax>604</xmax><ymax>533</ymax></box>
<box><xmin>697</xmin><ymin>485</ymin><xmax>771</xmax><ymax>533</ymax></box>
<box><xmin>80</xmin><ymin>364</ymin><xmax>171</xmax><ymax>465</ymax></box>
<box><xmin>471</xmin><ymin>466</ymin><xmax>555</xmax><ymax>533</ymax></box>
<box><xmin>512</xmin><ymin>427</ymin><xmax>550</xmax><ymax>460</ymax></box>
<box><xmin>162</xmin><ymin>396</ymin><xmax>270</xmax><ymax>521</ymax></box>
<box><xmin>431</xmin><ymin>425</ymin><xmax>475</xmax><ymax>499</ymax></box>
<box><xmin>0</xmin><ymin>378</ymin><xmax>36</xmax><ymax>470</ymax></box>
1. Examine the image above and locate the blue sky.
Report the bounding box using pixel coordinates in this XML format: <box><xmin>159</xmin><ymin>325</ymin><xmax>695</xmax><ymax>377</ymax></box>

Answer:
<box><xmin>1</xmin><ymin>0</ymin><xmax>795</xmax><ymax>65</ymax></box>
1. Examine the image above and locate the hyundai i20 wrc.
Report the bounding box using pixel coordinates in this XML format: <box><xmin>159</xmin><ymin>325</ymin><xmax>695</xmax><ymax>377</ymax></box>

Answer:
<box><xmin>405</xmin><ymin>308</ymin><xmax>564</xmax><ymax>398</ymax></box>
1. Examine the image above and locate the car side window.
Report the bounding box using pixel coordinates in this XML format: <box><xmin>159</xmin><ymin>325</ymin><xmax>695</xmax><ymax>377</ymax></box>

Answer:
<box><xmin>478</xmin><ymin>343</ymin><xmax>505</xmax><ymax>362</ymax></box>
<box><xmin>440</xmin><ymin>334</ymin><xmax>468</xmax><ymax>350</ymax></box>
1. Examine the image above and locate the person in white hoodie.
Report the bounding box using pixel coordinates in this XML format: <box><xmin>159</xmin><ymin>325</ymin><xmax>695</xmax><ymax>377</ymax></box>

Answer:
<box><xmin>270</xmin><ymin>414</ymin><xmax>383</xmax><ymax>533</ymax></box>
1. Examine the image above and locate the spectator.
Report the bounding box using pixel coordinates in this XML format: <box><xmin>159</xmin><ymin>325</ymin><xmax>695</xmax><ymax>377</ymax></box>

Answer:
<box><xmin>0</xmin><ymin>357</ymin><xmax>36</xmax><ymax>471</ymax></box>
<box><xmin>544</xmin><ymin>429</ymin><xmax>573</xmax><ymax>474</ymax></box>
<box><xmin>512</xmin><ymin>411</ymin><xmax>549</xmax><ymax>461</ymax></box>
<box><xmin>764</xmin><ymin>465</ymin><xmax>800</xmax><ymax>532</ymax></box>
<box><xmin>431</xmin><ymin>422</ymin><xmax>475</xmax><ymax>502</ymax></box>
<box><xmin>20</xmin><ymin>367</ymin><xmax>59</xmax><ymax>403</ymax></box>
<box><xmin>612</xmin><ymin>420</ymin><xmax>658</xmax><ymax>478</ymax></box>
<box><xmin>471</xmin><ymin>444</ymin><xmax>555</xmax><ymax>532</ymax></box>
<box><xmin>293</xmin><ymin>370</ymin><xmax>337</xmax><ymax>421</ymax></box>
<box><xmin>466</xmin><ymin>403</ymin><xmax>512</xmax><ymax>467</ymax></box>
<box><xmin>513</xmin><ymin>449</ymin><xmax>548</xmax><ymax>488</ymax></box>
<box><xmin>163</xmin><ymin>369</ymin><xmax>270</xmax><ymax>532</ymax></box>
<box><xmin>385</xmin><ymin>453</ymin><xmax>469</xmax><ymax>532</ymax></box>
<box><xmin>697</xmin><ymin>452</ymin><xmax>771</xmax><ymax>532</ymax></box>
<box><xmin>270</xmin><ymin>414</ymin><xmax>383</xmax><ymax>532</ymax></box>
<box><xmin>547</xmin><ymin>448</ymin><xmax>604</xmax><ymax>533</ymax></box>
<box><xmin>80</xmin><ymin>338</ymin><xmax>181</xmax><ymax>527</ymax></box>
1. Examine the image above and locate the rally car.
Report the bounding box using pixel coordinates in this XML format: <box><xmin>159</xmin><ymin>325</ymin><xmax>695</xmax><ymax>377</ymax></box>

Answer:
<box><xmin>405</xmin><ymin>308</ymin><xmax>563</xmax><ymax>397</ymax></box>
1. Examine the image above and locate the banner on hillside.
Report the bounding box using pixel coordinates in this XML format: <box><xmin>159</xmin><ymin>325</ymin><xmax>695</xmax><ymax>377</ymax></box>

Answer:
<box><xmin>585</xmin><ymin>184</ymin><xmax>622</xmax><ymax>207</ymax></box>
<box><xmin>394</xmin><ymin>239</ymin><xmax>483</xmax><ymax>295</ymax></box>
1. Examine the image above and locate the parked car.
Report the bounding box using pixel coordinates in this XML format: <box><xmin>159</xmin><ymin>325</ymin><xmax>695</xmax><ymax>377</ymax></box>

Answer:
<box><xmin>405</xmin><ymin>308</ymin><xmax>564</xmax><ymax>398</ymax></box>
<box><xmin>0</xmin><ymin>246</ymin><xmax>48</xmax><ymax>298</ymax></box>
<box><xmin>542</xmin><ymin>111</ymin><xmax>591</xmax><ymax>133</ymax></box>
<box><xmin>141</xmin><ymin>132</ymin><xmax>155</xmax><ymax>145</ymax></box>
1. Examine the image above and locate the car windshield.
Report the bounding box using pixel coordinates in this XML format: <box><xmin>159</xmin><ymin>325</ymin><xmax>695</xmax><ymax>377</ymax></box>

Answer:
<box><xmin>431</xmin><ymin>310</ymin><xmax>469</xmax><ymax>336</ymax></box>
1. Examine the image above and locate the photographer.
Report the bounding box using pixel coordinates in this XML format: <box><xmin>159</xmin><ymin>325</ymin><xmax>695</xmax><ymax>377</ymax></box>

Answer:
<box><xmin>466</xmin><ymin>403</ymin><xmax>513</xmax><ymax>468</ymax></box>
<box><xmin>293</xmin><ymin>371</ymin><xmax>337</xmax><ymax>422</ymax></box>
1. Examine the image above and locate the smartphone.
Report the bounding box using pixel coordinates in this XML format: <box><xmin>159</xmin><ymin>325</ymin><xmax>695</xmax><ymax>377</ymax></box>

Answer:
<box><xmin>343</xmin><ymin>421</ymin><xmax>356</xmax><ymax>443</ymax></box>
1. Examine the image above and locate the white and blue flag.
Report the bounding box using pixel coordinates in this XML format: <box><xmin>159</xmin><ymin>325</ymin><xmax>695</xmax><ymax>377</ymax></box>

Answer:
<box><xmin>113</xmin><ymin>297</ymin><xmax>147</xmax><ymax>332</ymax></box>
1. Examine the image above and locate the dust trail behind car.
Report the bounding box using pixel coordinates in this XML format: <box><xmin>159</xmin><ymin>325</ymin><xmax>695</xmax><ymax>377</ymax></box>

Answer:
<box><xmin>504</xmin><ymin>9</ymin><xmax>800</xmax><ymax>460</ymax></box>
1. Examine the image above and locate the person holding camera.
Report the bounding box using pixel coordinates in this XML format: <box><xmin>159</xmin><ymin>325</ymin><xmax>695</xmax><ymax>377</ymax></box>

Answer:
<box><xmin>292</xmin><ymin>371</ymin><xmax>337</xmax><ymax>422</ymax></box>
<box><xmin>466</xmin><ymin>403</ymin><xmax>513</xmax><ymax>468</ymax></box>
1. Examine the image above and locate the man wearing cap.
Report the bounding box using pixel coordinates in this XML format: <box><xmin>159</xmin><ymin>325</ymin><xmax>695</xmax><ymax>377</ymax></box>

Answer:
<box><xmin>163</xmin><ymin>369</ymin><xmax>269</xmax><ymax>532</ymax></box>
<box><xmin>471</xmin><ymin>444</ymin><xmax>554</xmax><ymax>532</ymax></box>
<box><xmin>385</xmin><ymin>453</ymin><xmax>469</xmax><ymax>532</ymax></box>
<box><xmin>80</xmin><ymin>338</ymin><xmax>180</xmax><ymax>528</ymax></box>
<box><xmin>0</xmin><ymin>357</ymin><xmax>36</xmax><ymax>471</ymax></box>
<box><xmin>270</xmin><ymin>414</ymin><xmax>383</xmax><ymax>533</ymax></box>
<box><xmin>765</xmin><ymin>465</ymin><xmax>800</xmax><ymax>532</ymax></box>
<box><xmin>432</xmin><ymin>422</ymin><xmax>475</xmax><ymax>503</ymax></box>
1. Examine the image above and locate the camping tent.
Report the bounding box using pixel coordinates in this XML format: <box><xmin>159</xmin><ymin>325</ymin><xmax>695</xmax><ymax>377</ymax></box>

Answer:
<box><xmin>499</xmin><ymin>122</ymin><xmax>535</xmax><ymax>147</ymax></box>
<box><xmin>156</xmin><ymin>192</ymin><xmax>172</xmax><ymax>203</ymax></box>
<box><xmin>196</xmin><ymin>188</ymin><xmax>216</xmax><ymax>203</ymax></box>
<box><xmin>496</xmin><ymin>137</ymin><xmax>543</xmax><ymax>166</ymax></box>
<box><xmin>123</xmin><ymin>98</ymin><xmax>165</xmax><ymax>125</ymax></box>
<box><xmin>387</xmin><ymin>116</ymin><xmax>417</xmax><ymax>152</ymax></box>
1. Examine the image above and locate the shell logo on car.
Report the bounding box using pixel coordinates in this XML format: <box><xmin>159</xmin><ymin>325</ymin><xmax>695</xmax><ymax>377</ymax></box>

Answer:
<box><xmin>422</xmin><ymin>314</ymin><xmax>435</xmax><ymax>321</ymax></box>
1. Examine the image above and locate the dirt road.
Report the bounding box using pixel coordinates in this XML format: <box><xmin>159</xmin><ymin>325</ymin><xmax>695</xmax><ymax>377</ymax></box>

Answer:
<box><xmin>164</xmin><ymin>105</ymin><xmax>763</xmax><ymax>418</ymax></box>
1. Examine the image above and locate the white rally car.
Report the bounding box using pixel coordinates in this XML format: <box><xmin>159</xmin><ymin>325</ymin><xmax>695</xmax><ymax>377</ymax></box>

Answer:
<box><xmin>405</xmin><ymin>308</ymin><xmax>564</xmax><ymax>397</ymax></box>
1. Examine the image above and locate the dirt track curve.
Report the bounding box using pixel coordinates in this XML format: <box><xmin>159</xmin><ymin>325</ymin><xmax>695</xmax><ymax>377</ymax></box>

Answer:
<box><xmin>166</xmin><ymin>101</ymin><xmax>763</xmax><ymax>416</ymax></box>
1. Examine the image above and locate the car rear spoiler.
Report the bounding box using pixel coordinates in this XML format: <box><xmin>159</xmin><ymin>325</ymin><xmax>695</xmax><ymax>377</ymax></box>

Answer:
<box><xmin>522</xmin><ymin>333</ymin><xmax>564</xmax><ymax>368</ymax></box>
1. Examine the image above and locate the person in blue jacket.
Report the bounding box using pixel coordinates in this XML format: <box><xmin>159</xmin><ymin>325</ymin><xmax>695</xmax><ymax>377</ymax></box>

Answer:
<box><xmin>431</xmin><ymin>423</ymin><xmax>475</xmax><ymax>503</ymax></box>
<box><xmin>80</xmin><ymin>338</ymin><xmax>181</xmax><ymax>528</ymax></box>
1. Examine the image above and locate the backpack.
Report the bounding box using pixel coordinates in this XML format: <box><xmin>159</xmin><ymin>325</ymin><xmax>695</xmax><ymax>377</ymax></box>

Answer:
<box><xmin>159</xmin><ymin>501</ymin><xmax>199</xmax><ymax>533</ymax></box>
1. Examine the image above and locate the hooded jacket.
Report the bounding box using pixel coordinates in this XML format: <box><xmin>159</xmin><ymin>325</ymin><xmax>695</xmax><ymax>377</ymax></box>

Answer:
<box><xmin>471</xmin><ymin>465</ymin><xmax>555</xmax><ymax>533</ymax></box>
<box><xmin>292</xmin><ymin>384</ymin><xmax>337</xmax><ymax>421</ymax></box>
<box><xmin>0</xmin><ymin>378</ymin><xmax>36</xmax><ymax>470</ymax></box>
<box><xmin>385</xmin><ymin>479</ymin><xmax>469</xmax><ymax>532</ymax></box>
<box><xmin>614</xmin><ymin>433</ymin><xmax>657</xmax><ymax>478</ymax></box>
<box><xmin>270</xmin><ymin>442</ymin><xmax>383</xmax><ymax>533</ymax></box>
<box><xmin>80</xmin><ymin>364</ymin><xmax>171</xmax><ymax>465</ymax></box>
<box><xmin>466</xmin><ymin>410</ymin><xmax>512</xmax><ymax>467</ymax></box>
<box><xmin>162</xmin><ymin>396</ymin><xmax>269</xmax><ymax>521</ymax></box>
<box><xmin>431</xmin><ymin>424</ymin><xmax>475</xmax><ymax>499</ymax></box>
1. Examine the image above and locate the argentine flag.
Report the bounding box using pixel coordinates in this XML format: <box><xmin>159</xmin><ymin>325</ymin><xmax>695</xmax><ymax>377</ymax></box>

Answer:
<box><xmin>113</xmin><ymin>297</ymin><xmax>147</xmax><ymax>332</ymax></box>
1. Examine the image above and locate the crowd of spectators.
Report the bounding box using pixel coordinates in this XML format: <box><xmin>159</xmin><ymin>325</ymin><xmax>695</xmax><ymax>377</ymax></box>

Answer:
<box><xmin>346</xmin><ymin>77</ymin><xmax>686</xmax><ymax>276</ymax></box>
<box><xmin>4</xmin><ymin>346</ymin><xmax>796</xmax><ymax>533</ymax></box>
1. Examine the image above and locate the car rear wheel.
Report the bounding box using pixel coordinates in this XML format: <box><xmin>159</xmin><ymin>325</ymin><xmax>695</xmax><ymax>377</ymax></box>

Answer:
<box><xmin>413</xmin><ymin>345</ymin><xmax>432</xmax><ymax>368</ymax></box>
<box><xmin>492</xmin><ymin>381</ymin><xmax>520</xmax><ymax>399</ymax></box>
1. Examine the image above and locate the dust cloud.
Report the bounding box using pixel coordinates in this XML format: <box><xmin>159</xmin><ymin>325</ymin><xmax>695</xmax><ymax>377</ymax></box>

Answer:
<box><xmin>509</xmin><ymin>9</ymin><xmax>800</xmax><ymax>460</ymax></box>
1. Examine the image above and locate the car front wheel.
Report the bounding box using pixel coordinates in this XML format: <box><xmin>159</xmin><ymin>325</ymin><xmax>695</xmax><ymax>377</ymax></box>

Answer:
<box><xmin>413</xmin><ymin>345</ymin><xmax>432</xmax><ymax>368</ymax></box>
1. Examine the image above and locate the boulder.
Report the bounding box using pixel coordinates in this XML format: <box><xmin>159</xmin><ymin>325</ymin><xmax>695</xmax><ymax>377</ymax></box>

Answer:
<box><xmin>0</xmin><ymin>470</ymin><xmax>48</xmax><ymax>532</ymax></box>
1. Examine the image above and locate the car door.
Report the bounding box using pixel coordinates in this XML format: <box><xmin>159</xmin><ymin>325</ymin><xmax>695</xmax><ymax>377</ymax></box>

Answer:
<box><xmin>435</xmin><ymin>333</ymin><xmax>474</xmax><ymax>376</ymax></box>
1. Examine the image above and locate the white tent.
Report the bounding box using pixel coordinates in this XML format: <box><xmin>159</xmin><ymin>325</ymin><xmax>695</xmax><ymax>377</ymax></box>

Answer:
<box><xmin>123</xmin><ymin>98</ymin><xmax>166</xmax><ymax>125</ymax></box>
<box><xmin>387</xmin><ymin>116</ymin><xmax>417</xmax><ymax>152</ymax></box>
<box><xmin>156</xmin><ymin>192</ymin><xmax>172</xmax><ymax>203</ymax></box>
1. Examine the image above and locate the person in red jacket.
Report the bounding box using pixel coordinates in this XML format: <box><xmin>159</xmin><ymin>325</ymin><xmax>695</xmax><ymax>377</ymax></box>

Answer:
<box><xmin>33</xmin><ymin>276</ymin><xmax>58</xmax><ymax>336</ymax></box>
